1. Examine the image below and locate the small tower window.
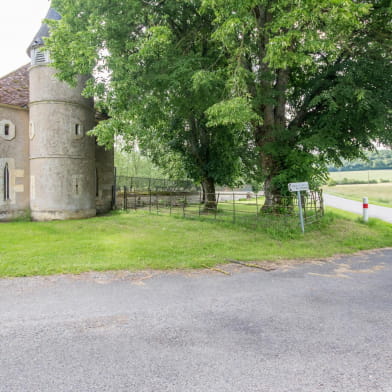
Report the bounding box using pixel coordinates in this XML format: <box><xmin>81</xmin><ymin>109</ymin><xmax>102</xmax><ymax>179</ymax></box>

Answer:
<box><xmin>3</xmin><ymin>163</ymin><xmax>10</xmax><ymax>201</ymax></box>
<box><xmin>31</xmin><ymin>48</ymin><xmax>49</xmax><ymax>65</ymax></box>
<box><xmin>73</xmin><ymin>123</ymin><xmax>84</xmax><ymax>139</ymax></box>
<box><xmin>0</xmin><ymin>120</ymin><xmax>15</xmax><ymax>140</ymax></box>
<box><xmin>29</xmin><ymin>122</ymin><xmax>35</xmax><ymax>140</ymax></box>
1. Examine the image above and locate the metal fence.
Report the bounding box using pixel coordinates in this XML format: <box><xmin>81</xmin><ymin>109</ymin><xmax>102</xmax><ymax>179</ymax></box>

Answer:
<box><xmin>115</xmin><ymin>176</ymin><xmax>199</xmax><ymax>192</ymax></box>
<box><xmin>112</xmin><ymin>177</ymin><xmax>324</xmax><ymax>231</ymax></box>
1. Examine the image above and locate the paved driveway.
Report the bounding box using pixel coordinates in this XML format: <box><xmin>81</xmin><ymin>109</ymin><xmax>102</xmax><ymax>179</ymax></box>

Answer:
<box><xmin>324</xmin><ymin>193</ymin><xmax>392</xmax><ymax>223</ymax></box>
<box><xmin>1</xmin><ymin>250</ymin><xmax>392</xmax><ymax>392</ymax></box>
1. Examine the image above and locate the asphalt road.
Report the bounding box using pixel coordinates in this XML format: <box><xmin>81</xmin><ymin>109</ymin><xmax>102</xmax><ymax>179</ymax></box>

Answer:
<box><xmin>324</xmin><ymin>193</ymin><xmax>392</xmax><ymax>223</ymax></box>
<box><xmin>1</xmin><ymin>250</ymin><xmax>392</xmax><ymax>392</ymax></box>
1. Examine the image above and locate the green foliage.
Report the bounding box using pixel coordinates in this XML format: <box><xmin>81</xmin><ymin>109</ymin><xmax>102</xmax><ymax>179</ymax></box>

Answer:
<box><xmin>48</xmin><ymin>0</ymin><xmax>252</xmax><ymax>189</ymax></box>
<box><xmin>114</xmin><ymin>149</ymin><xmax>164</xmax><ymax>178</ymax></box>
<box><xmin>201</xmin><ymin>0</ymin><xmax>392</xmax><ymax>199</ymax></box>
<box><xmin>329</xmin><ymin>150</ymin><xmax>392</xmax><ymax>172</ymax></box>
<box><xmin>46</xmin><ymin>0</ymin><xmax>392</xmax><ymax>203</ymax></box>
<box><xmin>206</xmin><ymin>97</ymin><xmax>261</xmax><ymax>127</ymax></box>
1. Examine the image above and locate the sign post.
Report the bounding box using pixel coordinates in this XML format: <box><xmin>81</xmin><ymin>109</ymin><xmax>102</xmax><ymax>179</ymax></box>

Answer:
<box><xmin>288</xmin><ymin>182</ymin><xmax>309</xmax><ymax>234</ymax></box>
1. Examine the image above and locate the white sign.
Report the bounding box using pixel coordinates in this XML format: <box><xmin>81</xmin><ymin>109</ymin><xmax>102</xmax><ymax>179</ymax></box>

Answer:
<box><xmin>288</xmin><ymin>182</ymin><xmax>309</xmax><ymax>192</ymax></box>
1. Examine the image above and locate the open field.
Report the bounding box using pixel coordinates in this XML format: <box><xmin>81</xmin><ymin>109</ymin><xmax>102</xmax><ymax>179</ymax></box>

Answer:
<box><xmin>324</xmin><ymin>183</ymin><xmax>392</xmax><ymax>207</ymax></box>
<box><xmin>1</xmin><ymin>209</ymin><xmax>392</xmax><ymax>278</ymax></box>
<box><xmin>329</xmin><ymin>169</ymin><xmax>392</xmax><ymax>182</ymax></box>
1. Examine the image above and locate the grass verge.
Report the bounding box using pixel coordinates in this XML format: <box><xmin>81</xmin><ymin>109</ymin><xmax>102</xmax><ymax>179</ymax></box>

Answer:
<box><xmin>1</xmin><ymin>208</ymin><xmax>391</xmax><ymax>278</ymax></box>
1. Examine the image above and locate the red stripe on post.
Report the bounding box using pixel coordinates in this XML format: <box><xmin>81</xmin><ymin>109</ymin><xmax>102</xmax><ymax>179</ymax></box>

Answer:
<box><xmin>363</xmin><ymin>203</ymin><xmax>369</xmax><ymax>208</ymax></box>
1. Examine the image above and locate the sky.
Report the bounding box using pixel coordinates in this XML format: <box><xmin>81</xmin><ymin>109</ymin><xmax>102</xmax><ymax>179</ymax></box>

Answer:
<box><xmin>0</xmin><ymin>0</ymin><xmax>51</xmax><ymax>77</ymax></box>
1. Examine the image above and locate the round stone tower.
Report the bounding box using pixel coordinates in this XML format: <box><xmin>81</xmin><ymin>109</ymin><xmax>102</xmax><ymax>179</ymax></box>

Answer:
<box><xmin>27</xmin><ymin>8</ymin><xmax>96</xmax><ymax>220</ymax></box>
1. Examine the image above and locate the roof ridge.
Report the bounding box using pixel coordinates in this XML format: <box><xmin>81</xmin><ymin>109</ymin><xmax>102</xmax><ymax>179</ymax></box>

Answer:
<box><xmin>0</xmin><ymin>64</ymin><xmax>30</xmax><ymax>108</ymax></box>
<box><xmin>0</xmin><ymin>64</ymin><xmax>30</xmax><ymax>81</ymax></box>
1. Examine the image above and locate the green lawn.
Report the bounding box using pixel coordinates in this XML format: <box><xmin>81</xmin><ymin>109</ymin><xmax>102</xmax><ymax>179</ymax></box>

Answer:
<box><xmin>329</xmin><ymin>169</ymin><xmax>392</xmax><ymax>182</ymax></box>
<box><xmin>1</xmin><ymin>209</ymin><xmax>392</xmax><ymax>278</ymax></box>
<box><xmin>324</xmin><ymin>183</ymin><xmax>392</xmax><ymax>207</ymax></box>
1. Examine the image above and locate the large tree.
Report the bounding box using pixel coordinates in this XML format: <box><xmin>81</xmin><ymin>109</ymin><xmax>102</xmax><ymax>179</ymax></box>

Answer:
<box><xmin>47</xmin><ymin>0</ymin><xmax>391</xmax><ymax>210</ymax></box>
<box><xmin>47</xmin><ymin>0</ymin><xmax>253</xmax><ymax>209</ymax></box>
<box><xmin>201</xmin><ymin>0</ymin><xmax>392</xmax><ymax>208</ymax></box>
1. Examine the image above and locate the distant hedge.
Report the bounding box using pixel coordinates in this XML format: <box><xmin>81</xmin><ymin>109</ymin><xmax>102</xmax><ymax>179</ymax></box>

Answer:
<box><xmin>328</xmin><ymin>178</ymin><xmax>390</xmax><ymax>186</ymax></box>
<box><xmin>328</xmin><ymin>150</ymin><xmax>392</xmax><ymax>172</ymax></box>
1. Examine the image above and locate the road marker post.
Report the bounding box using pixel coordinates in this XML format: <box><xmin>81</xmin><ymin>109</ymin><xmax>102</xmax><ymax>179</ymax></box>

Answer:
<box><xmin>363</xmin><ymin>197</ymin><xmax>369</xmax><ymax>223</ymax></box>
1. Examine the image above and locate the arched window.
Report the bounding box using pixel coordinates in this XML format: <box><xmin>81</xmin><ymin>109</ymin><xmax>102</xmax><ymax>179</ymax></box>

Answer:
<box><xmin>3</xmin><ymin>163</ymin><xmax>10</xmax><ymax>201</ymax></box>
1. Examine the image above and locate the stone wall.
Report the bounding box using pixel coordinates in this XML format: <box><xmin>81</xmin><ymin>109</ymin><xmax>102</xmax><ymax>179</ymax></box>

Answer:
<box><xmin>0</xmin><ymin>105</ymin><xmax>30</xmax><ymax>220</ymax></box>
<box><xmin>95</xmin><ymin>144</ymin><xmax>114</xmax><ymax>214</ymax></box>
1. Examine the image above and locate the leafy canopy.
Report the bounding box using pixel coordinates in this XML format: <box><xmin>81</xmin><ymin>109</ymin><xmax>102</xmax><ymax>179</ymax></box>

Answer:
<box><xmin>47</xmin><ymin>0</ymin><xmax>392</xmax><ymax>198</ymax></box>
<box><xmin>48</xmin><ymin>0</ymin><xmax>255</xmax><ymax>188</ymax></box>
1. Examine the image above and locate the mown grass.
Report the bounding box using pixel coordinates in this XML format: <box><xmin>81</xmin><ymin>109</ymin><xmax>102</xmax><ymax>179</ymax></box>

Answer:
<box><xmin>1</xmin><ymin>208</ymin><xmax>392</xmax><ymax>278</ymax></box>
<box><xmin>324</xmin><ymin>183</ymin><xmax>392</xmax><ymax>207</ymax></box>
<box><xmin>329</xmin><ymin>169</ymin><xmax>392</xmax><ymax>182</ymax></box>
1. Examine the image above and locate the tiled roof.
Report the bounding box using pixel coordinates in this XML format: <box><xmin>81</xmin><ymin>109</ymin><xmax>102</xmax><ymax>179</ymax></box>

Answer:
<box><xmin>0</xmin><ymin>64</ymin><xmax>29</xmax><ymax>108</ymax></box>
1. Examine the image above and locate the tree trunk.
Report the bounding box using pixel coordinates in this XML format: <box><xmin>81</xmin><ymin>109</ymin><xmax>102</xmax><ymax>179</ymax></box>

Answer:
<box><xmin>261</xmin><ymin>175</ymin><xmax>285</xmax><ymax>212</ymax></box>
<box><xmin>202</xmin><ymin>177</ymin><xmax>217</xmax><ymax>212</ymax></box>
<box><xmin>254</xmin><ymin>65</ymin><xmax>290</xmax><ymax>212</ymax></box>
<box><xmin>201</xmin><ymin>182</ymin><xmax>206</xmax><ymax>204</ymax></box>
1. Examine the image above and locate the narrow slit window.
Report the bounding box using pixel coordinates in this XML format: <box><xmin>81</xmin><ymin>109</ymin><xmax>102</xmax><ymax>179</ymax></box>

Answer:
<box><xmin>75</xmin><ymin>124</ymin><xmax>81</xmax><ymax>136</ymax></box>
<box><xmin>4</xmin><ymin>124</ymin><xmax>9</xmax><ymax>136</ymax></box>
<box><xmin>4</xmin><ymin>163</ymin><xmax>10</xmax><ymax>201</ymax></box>
<box><xmin>95</xmin><ymin>168</ymin><xmax>99</xmax><ymax>197</ymax></box>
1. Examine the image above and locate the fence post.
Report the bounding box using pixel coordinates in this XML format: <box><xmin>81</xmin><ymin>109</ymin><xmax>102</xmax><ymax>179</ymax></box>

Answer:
<box><xmin>314</xmin><ymin>192</ymin><xmax>319</xmax><ymax>219</ymax></box>
<box><xmin>112</xmin><ymin>167</ymin><xmax>117</xmax><ymax>210</ymax></box>
<box><xmin>199</xmin><ymin>191</ymin><xmax>202</xmax><ymax>216</ymax></box>
<box><xmin>112</xmin><ymin>185</ymin><xmax>116</xmax><ymax>210</ymax></box>
<box><xmin>320</xmin><ymin>190</ymin><xmax>324</xmax><ymax>216</ymax></box>
<box><xmin>232</xmin><ymin>192</ymin><xmax>236</xmax><ymax>223</ymax></box>
<box><xmin>297</xmin><ymin>191</ymin><xmax>305</xmax><ymax>234</ymax></box>
<box><xmin>149</xmin><ymin>189</ymin><xmax>152</xmax><ymax>213</ymax></box>
<box><xmin>255</xmin><ymin>193</ymin><xmax>259</xmax><ymax>227</ymax></box>
<box><xmin>302</xmin><ymin>193</ymin><xmax>307</xmax><ymax>221</ymax></box>
<box><xmin>183</xmin><ymin>194</ymin><xmax>187</xmax><ymax>217</ymax></box>
<box><xmin>123</xmin><ymin>186</ymin><xmax>127</xmax><ymax>210</ymax></box>
<box><xmin>215</xmin><ymin>193</ymin><xmax>220</xmax><ymax>220</ymax></box>
<box><xmin>156</xmin><ymin>191</ymin><xmax>159</xmax><ymax>214</ymax></box>
<box><xmin>169</xmin><ymin>191</ymin><xmax>172</xmax><ymax>215</ymax></box>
